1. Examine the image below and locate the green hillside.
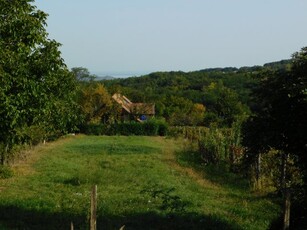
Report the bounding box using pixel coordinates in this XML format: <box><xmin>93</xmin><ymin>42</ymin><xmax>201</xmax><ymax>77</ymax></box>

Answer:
<box><xmin>101</xmin><ymin>60</ymin><xmax>291</xmax><ymax>127</ymax></box>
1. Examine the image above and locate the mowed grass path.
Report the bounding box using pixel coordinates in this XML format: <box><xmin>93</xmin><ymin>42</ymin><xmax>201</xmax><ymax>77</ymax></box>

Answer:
<box><xmin>0</xmin><ymin>135</ymin><xmax>280</xmax><ymax>229</ymax></box>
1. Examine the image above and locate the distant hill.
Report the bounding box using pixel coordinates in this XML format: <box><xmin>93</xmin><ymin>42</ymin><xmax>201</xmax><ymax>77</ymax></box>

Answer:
<box><xmin>263</xmin><ymin>59</ymin><xmax>292</xmax><ymax>70</ymax></box>
<box><xmin>94</xmin><ymin>75</ymin><xmax>116</xmax><ymax>81</ymax></box>
<box><xmin>100</xmin><ymin>58</ymin><xmax>295</xmax><ymax>126</ymax></box>
<box><xmin>198</xmin><ymin>59</ymin><xmax>292</xmax><ymax>73</ymax></box>
<box><xmin>102</xmin><ymin>58</ymin><xmax>293</xmax><ymax>107</ymax></box>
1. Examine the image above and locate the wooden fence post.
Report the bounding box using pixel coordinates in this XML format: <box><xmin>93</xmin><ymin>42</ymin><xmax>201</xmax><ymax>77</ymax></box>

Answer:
<box><xmin>90</xmin><ymin>185</ymin><xmax>97</xmax><ymax>230</ymax></box>
<box><xmin>283</xmin><ymin>189</ymin><xmax>291</xmax><ymax>230</ymax></box>
<box><xmin>281</xmin><ymin>153</ymin><xmax>290</xmax><ymax>230</ymax></box>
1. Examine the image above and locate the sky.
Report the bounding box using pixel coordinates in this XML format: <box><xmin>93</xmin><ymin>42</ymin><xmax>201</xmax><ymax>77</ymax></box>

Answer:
<box><xmin>35</xmin><ymin>0</ymin><xmax>307</xmax><ymax>76</ymax></box>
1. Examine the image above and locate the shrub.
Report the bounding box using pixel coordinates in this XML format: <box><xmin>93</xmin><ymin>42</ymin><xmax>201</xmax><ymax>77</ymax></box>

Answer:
<box><xmin>168</xmin><ymin>126</ymin><xmax>208</xmax><ymax>140</ymax></box>
<box><xmin>80</xmin><ymin>119</ymin><xmax>168</xmax><ymax>136</ymax></box>
<box><xmin>15</xmin><ymin>125</ymin><xmax>46</xmax><ymax>145</ymax></box>
<box><xmin>0</xmin><ymin>165</ymin><xmax>14</xmax><ymax>179</ymax></box>
<box><xmin>198</xmin><ymin>128</ymin><xmax>227</xmax><ymax>164</ymax></box>
<box><xmin>141</xmin><ymin>185</ymin><xmax>189</xmax><ymax>213</ymax></box>
<box><xmin>81</xmin><ymin>123</ymin><xmax>107</xmax><ymax>135</ymax></box>
<box><xmin>146</xmin><ymin>118</ymin><xmax>168</xmax><ymax>136</ymax></box>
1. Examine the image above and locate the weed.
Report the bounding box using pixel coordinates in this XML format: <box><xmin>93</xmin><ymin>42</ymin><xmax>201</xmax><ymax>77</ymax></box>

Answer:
<box><xmin>141</xmin><ymin>185</ymin><xmax>189</xmax><ymax>213</ymax></box>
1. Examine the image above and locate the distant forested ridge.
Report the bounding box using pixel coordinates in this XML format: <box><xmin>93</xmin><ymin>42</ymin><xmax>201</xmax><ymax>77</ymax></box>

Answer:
<box><xmin>102</xmin><ymin>60</ymin><xmax>291</xmax><ymax>126</ymax></box>
<box><xmin>103</xmin><ymin>59</ymin><xmax>291</xmax><ymax>99</ymax></box>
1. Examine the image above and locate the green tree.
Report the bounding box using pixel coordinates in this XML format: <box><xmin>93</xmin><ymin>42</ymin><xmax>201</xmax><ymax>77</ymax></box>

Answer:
<box><xmin>0</xmin><ymin>0</ymin><xmax>79</xmax><ymax>164</ymax></box>
<box><xmin>243</xmin><ymin>47</ymin><xmax>307</xmax><ymax>229</ymax></box>
<box><xmin>162</xmin><ymin>96</ymin><xmax>192</xmax><ymax>126</ymax></box>
<box><xmin>71</xmin><ymin>67</ymin><xmax>96</xmax><ymax>81</ymax></box>
<box><xmin>78</xmin><ymin>83</ymin><xmax>116</xmax><ymax>124</ymax></box>
<box><xmin>203</xmin><ymin>82</ymin><xmax>248</xmax><ymax>127</ymax></box>
<box><xmin>189</xmin><ymin>103</ymin><xmax>206</xmax><ymax>126</ymax></box>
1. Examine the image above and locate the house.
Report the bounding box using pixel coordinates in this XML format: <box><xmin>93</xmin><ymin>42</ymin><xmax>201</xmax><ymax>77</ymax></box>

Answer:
<box><xmin>112</xmin><ymin>93</ymin><xmax>155</xmax><ymax>122</ymax></box>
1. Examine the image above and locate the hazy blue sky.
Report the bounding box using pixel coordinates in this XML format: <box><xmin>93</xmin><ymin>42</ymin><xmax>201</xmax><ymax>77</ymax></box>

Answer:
<box><xmin>35</xmin><ymin>0</ymin><xmax>307</xmax><ymax>75</ymax></box>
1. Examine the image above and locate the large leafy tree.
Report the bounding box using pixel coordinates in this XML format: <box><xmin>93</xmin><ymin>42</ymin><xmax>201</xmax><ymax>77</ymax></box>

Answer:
<box><xmin>243</xmin><ymin>47</ymin><xmax>307</xmax><ymax>228</ymax></box>
<box><xmin>71</xmin><ymin>67</ymin><xmax>96</xmax><ymax>82</ymax></box>
<box><xmin>243</xmin><ymin>47</ymin><xmax>307</xmax><ymax>172</ymax></box>
<box><xmin>0</xmin><ymin>0</ymin><xmax>79</xmax><ymax>163</ymax></box>
<box><xmin>78</xmin><ymin>82</ymin><xmax>116</xmax><ymax>124</ymax></box>
<box><xmin>203</xmin><ymin>82</ymin><xmax>249</xmax><ymax>127</ymax></box>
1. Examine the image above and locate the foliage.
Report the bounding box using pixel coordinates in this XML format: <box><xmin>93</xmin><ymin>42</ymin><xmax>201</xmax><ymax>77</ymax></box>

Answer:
<box><xmin>0</xmin><ymin>165</ymin><xmax>13</xmax><ymax>179</ymax></box>
<box><xmin>243</xmin><ymin>47</ymin><xmax>307</xmax><ymax>175</ymax></box>
<box><xmin>0</xmin><ymin>0</ymin><xmax>80</xmax><ymax>163</ymax></box>
<box><xmin>244</xmin><ymin>47</ymin><xmax>307</xmax><ymax>163</ymax></box>
<box><xmin>101</xmin><ymin>64</ymin><xmax>265</xmax><ymax>129</ymax></box>
<box><xmin>197</xmin><ymin>126</ymin><xmax>244</xmax><ymax>167</ymax></box>
<box><xmin>101</xmin><ymin>65</ymin><xmax>265</xmax><ymax>127</ymax></box>
<box><xmin>141</xmin><ymin>186</ymin><xmax>189</xmax><ymax>213</ymax></box>
<box><xmin>81</xmin><ymin>119</ymin><xmax>168</xmax><ymax>136</ymax></box>
<box><xmin>71</xmin><ymin>67</ymin><xmax>96</xmax><ymax>81</ymax></box>
<box><xmin>203</xmin><ymin>81</ymin><xmax>249</xmax><ymax>127</ymax></box>
<box><xmin>160</xmin><ymin>96</ymin><xmax>206</xmax><ymax>126</ymax></box>
<box><xmin>243</xmin><ymin>47</ymin><xmax>307</xmax><ymax>227</ymax></box>
<box><xmin>77</xmin><ymin>82</ymin><xmax>115</xmax><ymax>124</ymax></box>
<box><xmin>80</xmin><ymin>123</ymin><xmax>107</xmax><ymax>136</ymax></box>
<box><xmin>198</xmin><ymin>128</ymin><xmax>227</xmax><ymax>164</ymax></box>
<box><xmin>255</xmin><ymin>149</ymin><xmax>304</xmax><ymax>192</ymax></box>
<box><xmin>168</xmin><ymin>126</ymin><xmax>209</xmax><ymax>143</ymax></box>
<box><xmin>169</xmin><ymin>122</ymin><xmax>244</xmax><ymax>170</ymax></box>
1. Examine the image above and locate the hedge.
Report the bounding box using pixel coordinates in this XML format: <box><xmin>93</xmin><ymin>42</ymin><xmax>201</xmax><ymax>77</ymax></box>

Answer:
<box><xmin>81</xmin><ymin>119</ymin><xmax>168</xmax><ymax>136</ymax></box>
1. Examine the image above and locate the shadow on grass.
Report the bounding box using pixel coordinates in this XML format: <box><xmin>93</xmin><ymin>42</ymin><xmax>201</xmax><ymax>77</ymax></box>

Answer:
<box><xmin>0</xmin><ymin>205</ymin><xmax>87</xmax><ymax>230</ymax></box>
<box><xmin>176</xmin><ymin>150</ymin><xmax>250</xmax><ymax>191</ymax></box>
<box><xmin>69</xmin><ymin>143</ymin><xmax>160</xmax><ymax>155</ymax></box>
<box><xmin>176</xmin><ymin>149</ymin><xmax>283</xmax><ymax>204</ymax></box>
<box><xmin>0</xmin><ymin>205</ymin><xmax>242</xmax><ymax>230</ymax></box>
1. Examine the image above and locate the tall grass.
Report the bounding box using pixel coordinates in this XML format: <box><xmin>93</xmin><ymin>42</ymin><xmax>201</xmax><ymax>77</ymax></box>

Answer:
<box><xmin>0</xmin><ymin>135</ymin><xmax>280</xmax><ymax>229</ymax></box>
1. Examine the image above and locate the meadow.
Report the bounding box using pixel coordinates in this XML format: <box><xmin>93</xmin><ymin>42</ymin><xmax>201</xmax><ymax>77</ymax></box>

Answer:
<box><xmin>0</xmin><ymin>135</ymin><xmax>280</xmax><ymax>229</ymax></box>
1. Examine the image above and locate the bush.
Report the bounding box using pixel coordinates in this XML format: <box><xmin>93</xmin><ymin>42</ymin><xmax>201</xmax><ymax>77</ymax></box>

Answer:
<box><xmin>15</xmin><ymin>125</ymin><xmax>46</xmax><ymax>145</ymax></box>
<box><xmin>198</xmin><ymin>127</ymin><xmax>243</xmax><ymax>166</ymax></box>
<box><xmin>146</xmin><ymin>119</ymin><xmax>168</xmax><ymax>136</ymax></box>
<box><xmin>81</xmin><ymin>123</ymin><xmax>107</xmax><ymax>135</ymax></box>
<box><xmin>158</xmin><ymin>122</ymin><xmax>168</xmax><ymax>136</ymax></box>
<box><xmin>168</xmin><ymin>126</ymin><xmax>209</xmax><ymax>140</ymax></box>
<box><xmin>198</xmin><ymin>128</ymin><xmax>227</xmax><ymax>164</ymax></box>
<box><xmin>0</xmin><ymin>165</ymin><xmax>14</xmax><ymax>179</ymax></box>
<box><xmin>80</xmin><ymin>119</ymin><xmax>168</xmax><ymax>136</ymax></box>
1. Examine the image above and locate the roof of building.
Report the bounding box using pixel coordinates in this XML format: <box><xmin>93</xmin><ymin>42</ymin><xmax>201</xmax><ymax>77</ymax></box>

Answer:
<box><xmin>112</xmin><ymin>93</ymin><xmax>155</xmax><ymax>115</ymax></box>
<box><xmin>130</xmin><ymin>103</ymin><xmax>155</xmax><ymax>115</ymax></box>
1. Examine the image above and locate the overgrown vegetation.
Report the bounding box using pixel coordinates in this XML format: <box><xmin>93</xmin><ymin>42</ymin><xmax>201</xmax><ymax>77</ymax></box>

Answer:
<box><xmin>81</xmin><ymin>119</ymin><xmax>168</xmax><ymax>136</ymax></box>
<box><xmin>0</xmin><ymin>165</ymin><xmax>13</xmax><ymax>179</ymax></box>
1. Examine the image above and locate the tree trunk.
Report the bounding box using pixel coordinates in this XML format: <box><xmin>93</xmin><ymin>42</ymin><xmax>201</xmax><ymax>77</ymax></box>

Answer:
<box><xmin>283</xmin><ymin>189</ymin><xmax>291</xmax><ymax>230</ymax></box>
<box><xmin>0</xmin><ymin>152</ymin><xmax>3</xmax><ymax>165</ymax></box>
<box><xmin>281</xmin><ymin>152</ymin><xmax>287</xmax><ymax>192</ymax></box>
<box><xmin>281</xmin><ymin>153</ymin><xmax>290</xmax><ymax>230</ymax></box>
<box><xmin>1</xmin><ymin>143</ymin><xmax>10</xmax><ymax>165</ymax></box>
<box><xmin>90</xmin><ymin>185</ymin><xmax>97</xmax><ymax>230</ymax></box>
<box><xmin>255</xmin><ymin>153</ymin><xmax>261</xmax><ymax>189</ymax></box>
<box><xmin>70</xmin><ymin>221</ymin><xmax>74</xmax><ymax>230</ymax></box>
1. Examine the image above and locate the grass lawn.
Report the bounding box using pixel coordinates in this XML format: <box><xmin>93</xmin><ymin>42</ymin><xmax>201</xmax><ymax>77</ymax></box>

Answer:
<box><xmin>0</xmin><ymin>135</ymin><xmax>280</xmax><ymax>229</ymax></box>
